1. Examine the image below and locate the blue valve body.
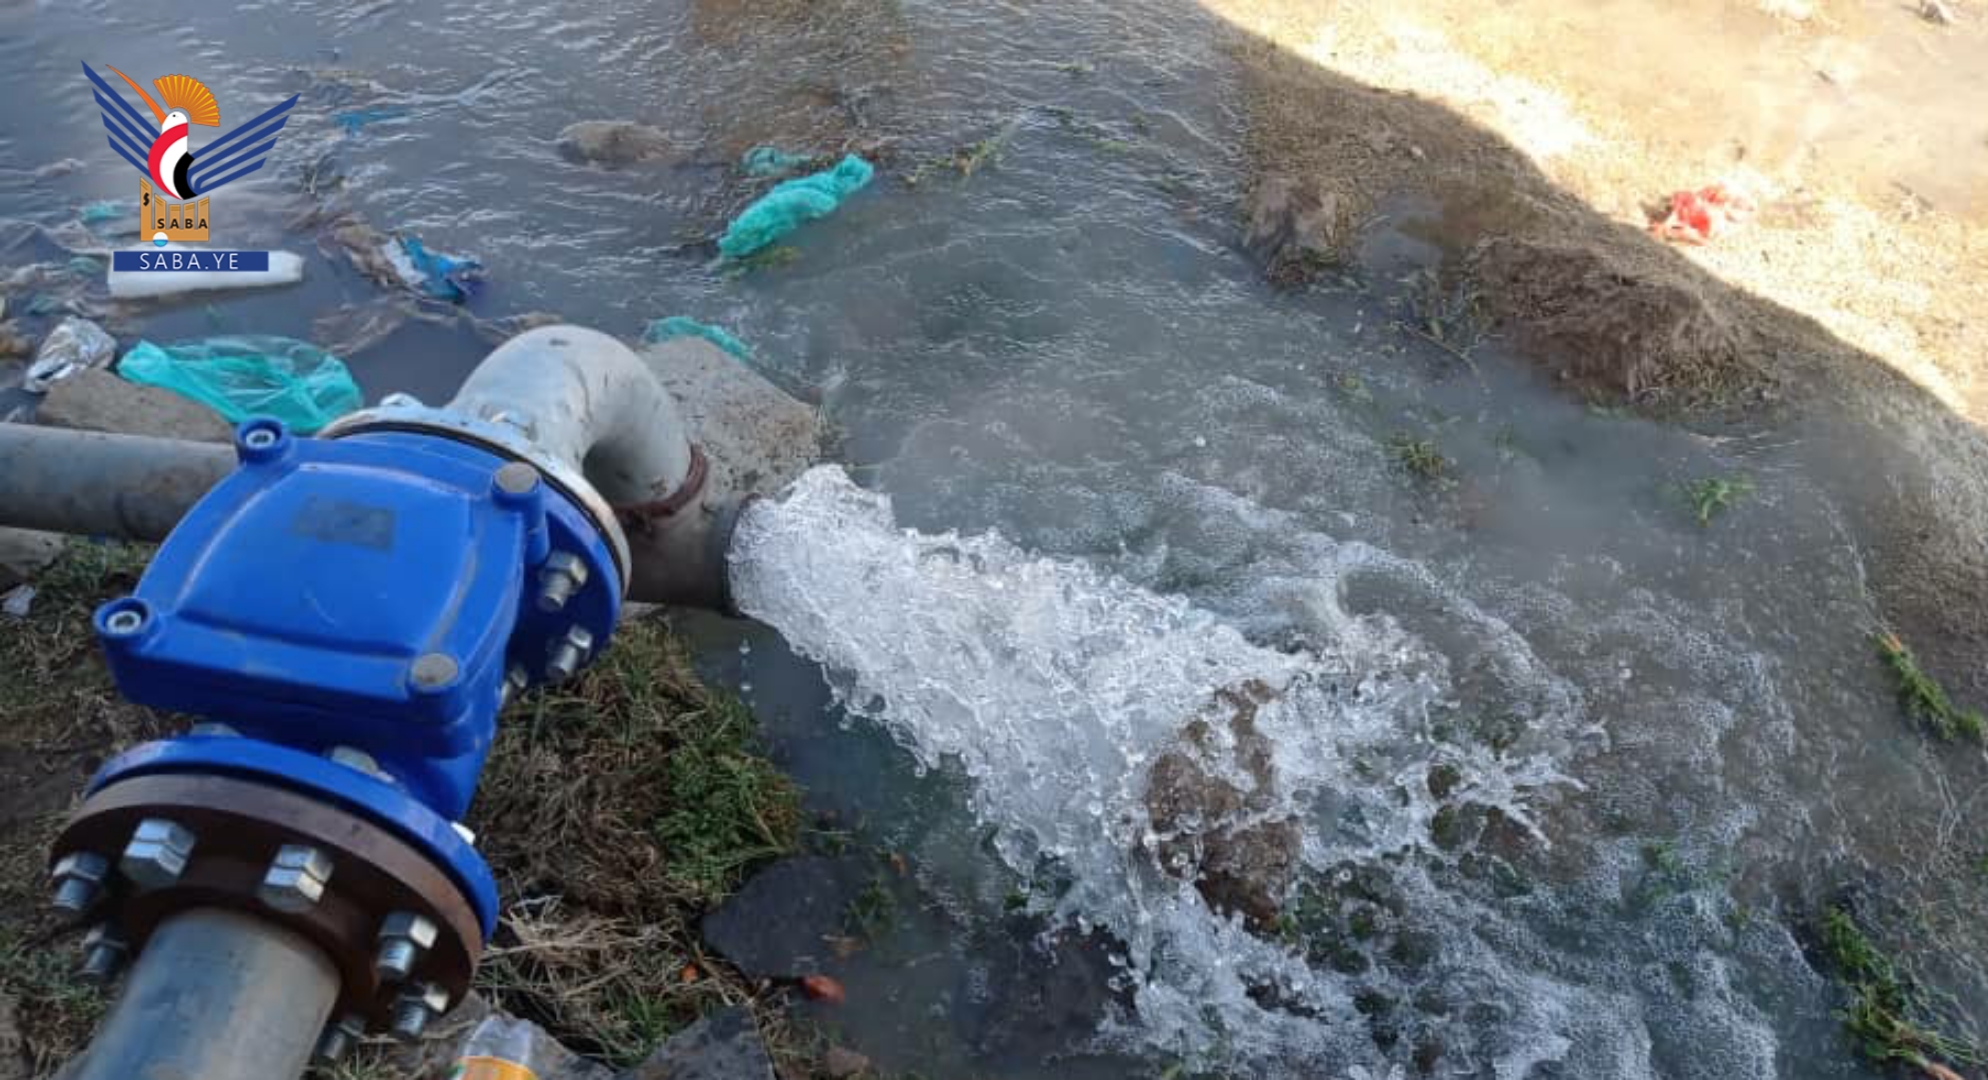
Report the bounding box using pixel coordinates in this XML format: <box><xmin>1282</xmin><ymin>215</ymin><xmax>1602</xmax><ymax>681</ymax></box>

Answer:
<box><xmin>90</xmin><ymin>419</ymin><xmax>622</xmax><ymax>938</ymax></box>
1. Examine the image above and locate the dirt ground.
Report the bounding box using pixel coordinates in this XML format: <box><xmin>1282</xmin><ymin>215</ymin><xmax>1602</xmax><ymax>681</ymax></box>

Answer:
<box><xmin>1212</xmin><ymin>0</ymin><xmax>1988</xmax><ymax>416</ymax></box>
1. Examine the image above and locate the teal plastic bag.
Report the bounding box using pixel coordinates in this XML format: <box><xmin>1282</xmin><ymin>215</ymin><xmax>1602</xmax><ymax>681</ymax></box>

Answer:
<box><xmin>118</xmin><ymin>336</ymin><xmax>363</xmax><ymax>434</ymax></box>
<box><xmin>718</xmin><ymin>154</ymin><xmax>874</xmax><ymax>258</ymax></box>
<box><xmin>643</xmin><ymin>316</ymin><xmax>753</xmax><ymax>361</ymax></box>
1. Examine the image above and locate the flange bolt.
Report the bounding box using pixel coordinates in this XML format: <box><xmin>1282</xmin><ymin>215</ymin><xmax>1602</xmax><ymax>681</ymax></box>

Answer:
<box><xmin>374</xmin><ymin>911</ymin><xmax>440</xmax><ymax>983</ymax></box>
<box><xmin>536</xmin><ymin>551</ymin><xmax>589</xmax><ymax>613</ymax></box>
<box><xmin>50</xmin><ymin>852</ymin><xmax>110</xmax><ymax>915</ymax></box>
<box><xmin>312</xmin><ymin>1013</ymin><xmax>368</xmax><ymax>1065</ymax></box>
<box><xmin>390</xmin><ymin>982</ymin><xmax>450</xmax><ymax>1043</ymax></box>
<box><xmin>545</xmin><ymin>626</ymin><xmax>595</xmax><ymax>684</ymax></box>
<box><xmin>257</xmin><ymin>844</ymin><xmax>334</xmax><ymax>912</ymax></box>
<box><xmin>119</xmin><ymin>818</ymin><xmax>195</xmax><ymax>891</ymax></box>
<box><xmin>78</xmin><ymin>924</ymin><xmax>128</xmax><ymax>985</ymax></box>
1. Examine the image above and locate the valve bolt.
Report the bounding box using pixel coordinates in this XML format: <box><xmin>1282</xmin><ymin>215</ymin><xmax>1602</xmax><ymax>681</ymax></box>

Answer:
<box><xmin>497</xmin><ymin>664</ymin><xmax>528</xmax><ymax>709</ymax></box>
<box><xmin>493</xmin><ymin>461</ymin><xmax>540</xmax><ymax>496</ymax></box>
<box><xmin>119</xmin><ymin>818</ymin><xmax>195</xmax><ymax>891</ymax></box>
<box><xmin>257</xmin><ymin>844</ymin><xmax>334</xmax><ymax>912</ymax></box>
<box><xmin>410</xmin><ymin>653</ymin><xmax>460</xmax><ymax>692</ymax></box>
<box><xmin>312</xmin><ymin>1013</ymin><xmax>367</xmax><ymax>1065</ymax></box>
<box><xmin>50</xmin><ymin>851</ymin><xmax>110</xmax><ymax>915</ymax></box>
<box><xmin>77</xmin><ymin>924</ymin><xmax>128</xmax><ymax>985</ymax></box>
<box><xmin>544</xmin><ymin>626</ymin><xmax>595</xmax><ymax>684</ymax></box>
<box><xmin>389</xmin><ymin>982</ymin><xmax>450</xmax><ymax>1043</ymax></box>
<box><xmin>328</xmin><ymin>744</ymin><xmax>388</xmax><ymax>779</ymax></box>
<box><xmin>535</xmin><ymin>551</ymin><xmax>589</xmax><ymax>613</ymax></box>
<box><xmin>374</xmin><ymin>911</ymin><xmax>440</xmax><ymax>983</ymax></box>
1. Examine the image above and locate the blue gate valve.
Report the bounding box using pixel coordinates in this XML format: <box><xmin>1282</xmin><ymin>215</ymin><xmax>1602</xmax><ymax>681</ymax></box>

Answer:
<box><xmin>50</xmin><ymin>414</ymin><xmax>627</xmax><ymax>1038</ymax></box>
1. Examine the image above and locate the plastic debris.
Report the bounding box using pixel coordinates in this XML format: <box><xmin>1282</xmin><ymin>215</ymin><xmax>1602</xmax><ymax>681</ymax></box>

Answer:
<box><xmin>1</xmin><ymin>584</ymin><xmax>33</xmax><ymax>618</ymax></box>
<box><xmin>107</xmin><ymin>249</ymin><xmax>306</xmax><ymax>299</ymax></box>
<box><xmin>23</xmin><ymin>294</ymin><xmax>59</xmax><ymax>316</ymax></box>
<box><xmin>26</xmin><ymin>318</ymin><xmax>116</xmax><ymax>392</ymax></box>
<box><xmin>383</xmin><ymin>234</ymin><xmax>484</xmax><ymax>302</ymax></box>
<box><xmin>78</xmin><ymin>199</ymin><xmax>127</xmax><ymax>226</ymax></box>
<box><xmin>718</xmin><ymin>155</ymin><xmax>875</xmax><ymax>258</ymax></box>
<box><xmin>799</xmin><ymin>973</ymin><xmax>847</xmax><ymax>1004</ymax></box>
<box><xmin>332</xmin><ymin>106</ymin><xmax>407</xmax><ymax>135</ymax></box>
<box><xmin>643</xmin><ymin>316</ymin><xmax>753</xmax><ymax>361</ymax></box>
<box><xmin>117</xmin><ymin>336</ymin><xmax>363</xmax><ymax>434</ymax></box>
<box><xmin>450</xmin><ymin>1012</ymin><xmax>609</xmax><ymax>1080</ymax></box>
<box><xmin>741</xmin><ymin>146</ymin><xmax>815</xmax><ymax>178</ymax></box>
<box><xmin>1649</xmin><ymin>183</ymin><xmax>1755</xmax><ymax>245</ymax></box>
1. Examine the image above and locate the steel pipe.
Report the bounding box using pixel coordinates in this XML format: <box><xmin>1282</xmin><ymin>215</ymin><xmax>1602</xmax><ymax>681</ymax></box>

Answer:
<box><xmin>0</xmin><ymin>424</ymin><xmax>233</xmax><ymax>541</ymax></box>
<box><xmin>447</xmin><ymin>324</ymin><xmax>695</xmax><ymax>507</ymax></box>
<box><xmin>68</xmin><ymin>908</ymin><xmax>340</xmax><ymax>1080</ymax></box>
<box><xmin>0</xmin><ymin>423</ymin><xmax>745</xmax><ymax>614</ymax></box>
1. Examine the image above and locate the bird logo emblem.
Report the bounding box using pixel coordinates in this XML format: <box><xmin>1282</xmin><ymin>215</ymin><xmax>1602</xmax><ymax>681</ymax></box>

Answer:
<box><xmin>82</xmin><ymin>62</ymin><xmax>299</xmax><ymax>246</ymax></box>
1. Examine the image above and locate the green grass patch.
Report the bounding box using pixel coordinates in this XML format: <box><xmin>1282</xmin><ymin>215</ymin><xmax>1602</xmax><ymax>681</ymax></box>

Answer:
<box><xmin>1386</xmin><ymin>432</ymin><xmax>1452</xmax><ymax>486</ymax></box>
<box><xmin>1818</xmin><ymin>905</ymin><xmax>1983</xmax><ymax>1078</ymax></box>
<box><xmin>1877</xmin><ymin>632</ymin><xmax>1986</xmax><ymax>743</ymax></box>
<box><xmin>1677</xmin><ymin>475</ymin><xmax>1752</xmax><ymax>526</ymax></box>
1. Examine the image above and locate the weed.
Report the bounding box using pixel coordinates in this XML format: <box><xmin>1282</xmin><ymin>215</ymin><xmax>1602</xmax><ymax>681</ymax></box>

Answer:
<box><xmin>1387</xmin><ymin>432</ymin><xmax>1452</xmax><ymax>485</ymax></box>
<box><xmin>1818</xmin><ymin>905</ymin><xmax>1983</xmax><ymax>1078</ymax></box>
<box><xmin>1677</xmin><ymin>475</ymin><xmax>1752</xmax><ymax>526</ymax></box>
<box><xmin>723</xmin><ymin>244</ymin><xmax>800</xmax><ymax>278</ymax></box>
<box><xmin>1876</xmin><ymin>632</ymin><xmax>1986</xmax><ymax>743</ymax></box>
<box><xmin>0</xmin><ymin>929</ymin><xmax>104</xmax><ymax>1074</ymax></box>
<box><xmin>1394</xmin><ymin>267</ymin><xmax>1485</xmax><ymax>371</ymax></box>
<box><xmin>1335</xmin><ymin>371</ymin><xmax>1375</xmax><ymax>405</ymax></box>
<box><xmin>843</xmin><ymin>868</ymin><xmax>898</xmax><ymax>940</ymax></box>
<box><xmin>906</xmin><ymin>117</ymin><xmax>1023</xmax><ymax>186</ymax></box>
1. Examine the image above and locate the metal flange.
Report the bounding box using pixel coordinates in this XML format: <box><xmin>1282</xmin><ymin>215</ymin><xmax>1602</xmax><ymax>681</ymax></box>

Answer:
<box><xmin>52</xmin><ymin>773</ymin><xmax>482</xmax><ymax>1029</ymax></box>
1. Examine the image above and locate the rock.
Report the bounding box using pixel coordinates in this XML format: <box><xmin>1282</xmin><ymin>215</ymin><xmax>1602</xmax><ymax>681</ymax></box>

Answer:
<box><xmin>0</xmin><ymin>527</ymin><xmax>62</xmax><ymax>592</ymax></box>
<box><xmin>619</xmin><ymin>1007</ymin><xmax>773</xmax><ymax>1080</ymax></box>
<box><xmin>1467</xmin><ymin>236</ymin><xmax>1750</xmax><ymax>401</ymax></box>
<box><xmin>1245</xmin><ymin>173</ymin><xmax>1357</xmax><ymax>285</ymax></box>
<box><xmin>640</xmin><ymin>338</ymin><xmax>823</xmax><ymax>495</ymax></box>
<box><xmin>958</xmin><ymin>923</ymin><xmax>1125</xmax><ymax>1061</ymax></box>
<box><xmin>822</xmin><ymin>1046</ymin><xmax>872</xmax><ymax>1078</ymax></box>
<box><xmin>700</xmin><ymin>856</ymin><xmax>867</xmax><ymax>978</ymax></box>
<box><xmin>1143</xmin><ymin>680</ymin><xmax>1302</xmax><ymax>931</ymax></box>
<box><xmin>37</xmin><ymin>369</ymin><xmax>234</xmax><ymax>442</ymax></box>
<box><xmin>557</xmin><ymin>121</ymin><xmax>676</xmax><ymax>167</ymax></box>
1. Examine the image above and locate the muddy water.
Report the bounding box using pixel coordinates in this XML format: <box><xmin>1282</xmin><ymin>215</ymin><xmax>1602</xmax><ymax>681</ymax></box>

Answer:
<box><xmin>4</xmin><ymin>1</ymin><xmax>1983</xmax><ymax>1078</ymax></box>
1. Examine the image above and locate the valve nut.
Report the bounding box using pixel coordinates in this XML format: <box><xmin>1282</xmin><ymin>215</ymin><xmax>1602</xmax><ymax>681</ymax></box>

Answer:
<box><xmin>545</xmin><ymin>626</ymin><xmax>595</xmax><ymax>684</ymax></box>
<box><xmin>374</xmin><ymin>911</ymin><xmax>440</xmax><ymax>983</ymax></box>
<box><xmin>119</xmin><ymin>818</ymin><xmax>195</xmax><ymax>891</ymax></box>
<box><xmin>312</xmin><ymin>1012</ymin><xmax>368</xmax><ymax>1065</ymax></box>
<box><xmin>390</xmin><ymin>982</ymin><xmax>450</xmax><ymax>1043</ymax></box>
<box><xmin>78</xmin><ymin>924</ymin><xmax>128</xmax><ymax>985</ymax></box>
<box><xmin>536</xmin><ymin>551</ymin><xmax>589</xmax><ymax>613</ymax></box>
<box><xmin>50</xmin><ymin>851</ymin><xmax>110</xmax><ymax>915</ymax></box>
<box><xmin>257</xmin><ymin>844</ymin><xmax>334</xmax><ymax>912</ymax></box>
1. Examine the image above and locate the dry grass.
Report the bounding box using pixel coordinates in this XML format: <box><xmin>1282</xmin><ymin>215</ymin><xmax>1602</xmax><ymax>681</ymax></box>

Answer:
<box><xmin>468</xmin><ymin>613</ymin><xmax>804</xmax><ymax>1069</ymax></box>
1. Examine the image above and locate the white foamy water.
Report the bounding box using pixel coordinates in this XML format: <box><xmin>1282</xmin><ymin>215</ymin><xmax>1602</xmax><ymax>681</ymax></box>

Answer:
<box><xmin>729</xmin><ymin>466</ymin><xmax>1642</xmax><ymax>1075</ymax></box>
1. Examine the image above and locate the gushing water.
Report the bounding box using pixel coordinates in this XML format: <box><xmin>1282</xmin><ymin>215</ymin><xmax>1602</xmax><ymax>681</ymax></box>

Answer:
<box><xmin>731</xmin><ymin>467</ymin><xmax>1610</xmax><ymax>1074</ymax></box>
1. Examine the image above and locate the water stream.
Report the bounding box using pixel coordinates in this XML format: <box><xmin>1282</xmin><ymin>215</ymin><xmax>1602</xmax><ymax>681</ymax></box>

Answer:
<box><xmin>6</xmin><ymin>0</ymin><xmax>1985</xmax><ymax>1076</ymax></box>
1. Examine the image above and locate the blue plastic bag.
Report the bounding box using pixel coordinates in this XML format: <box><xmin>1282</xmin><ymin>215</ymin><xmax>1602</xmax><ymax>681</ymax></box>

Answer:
<box><xmin>643</xmin><ymin>316</ymin><xmax>753</xmax><ymax>361</ymax></box>
<box><xmin>387</xmin><ymin>234</ymin><xmax>484</xmax><ymax>303</ymax></box>
<box><xmin>118</xmin><ymin>337</ymin><xmax>363</xmax><ymax>434</ymax></box>
<box><xmin>718</xmin><ymin>155</ymin><xmax>874</xmax><ymax>258</ymax></box>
